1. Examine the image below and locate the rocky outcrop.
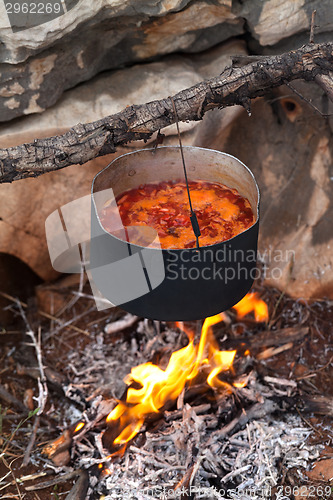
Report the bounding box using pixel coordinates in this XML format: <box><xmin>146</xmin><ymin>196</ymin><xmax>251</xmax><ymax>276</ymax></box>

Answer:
<box><xmin>1</xmin><ymin>0</ymin><xmax>333</xmax><ymax>122</ymax></box>
<box><xmin>196</xmin><ymin>81</ymin><xmax>333</xmax><ymax>300</ymax></box>
<box><xmin>0</xmin><ymin>0</ymin><xmax>332</xmax><ymax>302</ymax></box>
<box><xmin>0</xmin><ymin>0</ymin><xmax>243</xmax><ymax>121</ymax></box>
<box><xmin>236</xmin><ymin>0</ymin><xmax>333</xmax><ymax>47</ymax></box>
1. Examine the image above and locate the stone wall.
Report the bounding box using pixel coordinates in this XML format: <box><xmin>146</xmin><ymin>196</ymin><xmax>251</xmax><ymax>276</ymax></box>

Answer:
<box><xmin>0</xmin><ymin>0</ymin><xmax>243</xmax><ymax>121</ymax></box>
<box><xmin>1</xmin><ymin>0</ymin><xmax>332</xmax><ymax>121</ymax></box>
<box><xmin>0</xmin><ymin>0</ymin><xmax>332</xmax><ymax>302</ymax></box>
<box><xmin>195</xmin><ymin>83</ymin><xmax>333</xmax><ymax>299</ymax></box>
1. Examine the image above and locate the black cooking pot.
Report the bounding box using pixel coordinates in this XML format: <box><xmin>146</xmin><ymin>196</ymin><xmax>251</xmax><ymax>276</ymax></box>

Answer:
<box><xmin>90</xmin><ymin>146</ymin><xmax>259</xmax><ymax>321</ymax></box>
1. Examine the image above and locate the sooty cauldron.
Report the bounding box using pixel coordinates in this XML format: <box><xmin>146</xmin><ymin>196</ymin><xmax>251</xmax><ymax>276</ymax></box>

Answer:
<box><xmin>90</xmin><ymin>146</ymin><xmax>260</xmax><ymax>321</ymax></box>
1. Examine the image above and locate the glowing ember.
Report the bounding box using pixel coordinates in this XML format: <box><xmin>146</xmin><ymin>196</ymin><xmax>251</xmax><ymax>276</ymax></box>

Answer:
<box><xmin>107</xmin><ymin>313</ymin><xmax>238</xmax><ymax>447</ymax></box>
<box><xmin>74</xmin><ymin>422</ymin><xmax>85</xmax><ymax>433</ymax></box>
<box><xmin>232</xmin><ymin>292</ymin><xmax>269</xmax><ymax>322</ymax></box>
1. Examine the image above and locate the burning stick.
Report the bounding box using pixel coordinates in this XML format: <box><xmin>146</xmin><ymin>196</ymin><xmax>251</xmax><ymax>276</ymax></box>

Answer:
<box><xmin>42</xmin><ymin>399</ymin><xmax>116</xmax><ymax>466</ymax></box>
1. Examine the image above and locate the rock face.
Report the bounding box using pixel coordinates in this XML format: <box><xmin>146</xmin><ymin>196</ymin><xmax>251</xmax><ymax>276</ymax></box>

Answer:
<box><xmin>236</xmin><ymin>0</ymin><xmax>333</xmax><ymax>47</ymax></box>
<box><xmin>196</xmin><ymin>82</ymin><xmax>333</xmax><ymax>300</ymax></box>
<box><xmin>0</xmin><ymin>0</ymin><xmax>243</xmax><ymax>121</ymax></box>
<box><xmin>1</xmin><ymin>0</ymin><xmax>333</xmax><ymax>122</ymax></box>
<box><xmin>0</xmin><ymin>0</ymin><xmax>332</xmax><ymax>302</ymax></box>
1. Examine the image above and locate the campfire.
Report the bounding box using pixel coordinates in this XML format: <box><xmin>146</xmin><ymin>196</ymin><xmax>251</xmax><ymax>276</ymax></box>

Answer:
<box><xmin>1</xmin><ymin>284</ymin><xmax>332</xmax><ymax>500</ymax></box>
<box><xmin>103</xmin><ymin>293</ymin><xmax>268</xmax><ymax>451</ymax></box>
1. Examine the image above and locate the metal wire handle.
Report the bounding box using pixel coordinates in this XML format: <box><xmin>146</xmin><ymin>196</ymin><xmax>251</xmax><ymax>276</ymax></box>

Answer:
<box><xmin>170</xmin><ymin>96</ymin><xmax>201</xmax><ymax>249</ymax></box>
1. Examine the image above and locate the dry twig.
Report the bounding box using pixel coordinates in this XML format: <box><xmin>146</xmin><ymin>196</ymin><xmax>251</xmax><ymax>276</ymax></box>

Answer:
<box><xmin>14</xmin><ymin>303</ymin><xmax>48</xmax><ymax>467</ymax></box>
<box><xmin>0</xmin><ymin>291</ymin><xmax>89</xmax><ymax>336</ymax></box>
<box><xmin>309</xmin><ymin>10</ymin><xmax>317</xmax><ymax>44</ymax></box>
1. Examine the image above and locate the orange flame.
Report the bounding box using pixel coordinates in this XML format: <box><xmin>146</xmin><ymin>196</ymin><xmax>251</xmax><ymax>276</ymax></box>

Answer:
<box><xmin>74</xmin><ymin>422</ymin><xmax>85</xmax><ymax>433</ymax></box>
<box><xmin>106</xmin><ymin>313</ymin><xmax>237</xmax><ymax>447</ymax></box>
<box><xmin>106</xmin><ymin>293</ymin><xmax>268</xmax><ymax>449</ymax></box>
<box><xmin>232</xmin><ymin>292</ymin><xmax>268</xmax><ymax>322</ymax></box>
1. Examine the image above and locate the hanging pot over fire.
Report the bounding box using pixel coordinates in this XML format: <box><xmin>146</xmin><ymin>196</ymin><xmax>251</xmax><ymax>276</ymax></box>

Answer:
<box><xmin>90</xmin><ymin>146</ymin><xmax>259</xmax><ymax>321</ymax></box>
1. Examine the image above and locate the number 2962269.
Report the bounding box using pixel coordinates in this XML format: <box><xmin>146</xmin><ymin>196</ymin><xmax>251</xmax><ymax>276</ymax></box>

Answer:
<box><xmin>5</xmin><ymin>2</ymin><xmax>62</xmax><ymax>15</ymax></box>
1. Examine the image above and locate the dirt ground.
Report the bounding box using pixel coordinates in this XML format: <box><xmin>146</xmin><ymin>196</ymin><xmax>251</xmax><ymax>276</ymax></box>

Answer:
<box><xmin>0</xmin><ymin>278</ymin><xmax>332</xmax><ymax>499</ymax></box>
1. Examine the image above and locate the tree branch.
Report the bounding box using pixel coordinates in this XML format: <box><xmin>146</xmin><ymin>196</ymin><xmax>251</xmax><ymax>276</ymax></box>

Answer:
<box><xmin>315</xmin><ymin>72</ymin><xmax>333</xmax><ymax>102</ymax></box>
<box><xmin>0</xmin><ymin>42</ymin><xmax>332</xmax><ymax>184</ymax></box>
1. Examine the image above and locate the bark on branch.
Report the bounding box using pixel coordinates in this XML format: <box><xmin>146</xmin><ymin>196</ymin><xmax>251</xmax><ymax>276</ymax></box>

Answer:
<box><xmin>0</xmin><ymin>42</ymin><xmax>332</xmax><ymax>183</ymax></box>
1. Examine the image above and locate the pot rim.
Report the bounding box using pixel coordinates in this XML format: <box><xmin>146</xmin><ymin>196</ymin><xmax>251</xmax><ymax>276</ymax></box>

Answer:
<box><xmin>91</xmin><ymin>146</ymin><xmax>260</xmax><ymax>251</ymax></box>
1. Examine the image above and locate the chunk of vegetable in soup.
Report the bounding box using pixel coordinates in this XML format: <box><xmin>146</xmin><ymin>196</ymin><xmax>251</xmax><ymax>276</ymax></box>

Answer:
<box><xmin>99</xmin><ymin>180</ymin><xmax>255</xmax><ymax>249</ymax></box>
